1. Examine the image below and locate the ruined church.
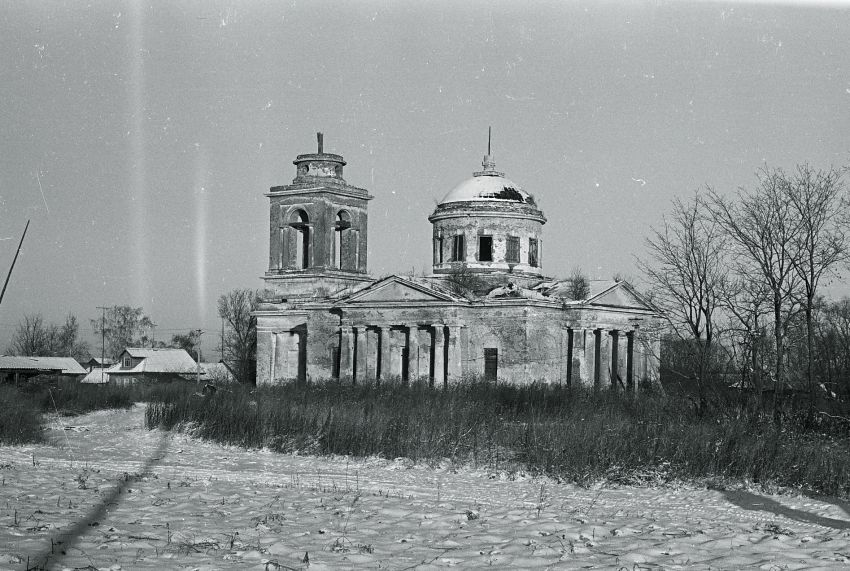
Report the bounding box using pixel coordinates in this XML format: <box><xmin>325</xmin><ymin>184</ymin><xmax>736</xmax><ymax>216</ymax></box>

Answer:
<box><xmin>256</xmin><ymin>134</ymin><xmax>662</xmax><ymax>388</ymax></box>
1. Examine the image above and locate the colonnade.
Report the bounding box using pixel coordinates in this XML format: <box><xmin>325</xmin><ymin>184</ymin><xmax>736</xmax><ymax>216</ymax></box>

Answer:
<box><xmin>586</xmin><ymin>328</ymin><xmax>650</xmax><ymax>391</ymax></box>
<box><xmin>337</xmin><ymin>324</ymin><xmax>462</xmax><ymax>384</ymax></box>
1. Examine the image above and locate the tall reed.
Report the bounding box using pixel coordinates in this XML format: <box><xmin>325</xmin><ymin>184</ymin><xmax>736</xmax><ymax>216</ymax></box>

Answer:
<box><xmin>145</xmin><ymin>379</ymin><xmax>850</xmax><ymax>497</ymax></box>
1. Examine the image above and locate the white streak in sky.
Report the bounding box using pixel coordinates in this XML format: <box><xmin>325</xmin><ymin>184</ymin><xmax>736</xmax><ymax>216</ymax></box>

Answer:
<box><xmin>129</xmin><ymin>0</ymin><xmax>149</xmax><ymax>304</ymax></box>
<box><xmin>194</xmin><ymin>149</ymin><xmax>209</xmax><ymax>321</ymax></box>
<box><xmin>35</xmin><ymin>171</ymin><xmax>49</xmax><ymax>213</ymax></box>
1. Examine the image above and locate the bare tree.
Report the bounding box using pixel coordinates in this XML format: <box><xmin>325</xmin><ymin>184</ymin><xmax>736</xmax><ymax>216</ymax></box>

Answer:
<box><xmin>170</xmin><ymin>330</ymin><xmax>202</xmax><ymax>362</ymax></box>
<box><xmin>639</xmin><ymin>193</ymin><xmax>726</xmax><ymax>408</ymax></box>
<box><xmin>90</xmin><ymin>306</ymin><xmax>154</xmax><ymax>359</ymax></box>
<box><xmin>7</xmin><ymin>313</ymin><xmax>90</xmax><ymax>361</ymax></box>
<box><xmin>7</xmin><ymin>314</ymin><xmax>51</xmax><ymax>356</ymax></box>
<box><xmin>218</xmin><ymin>289</ymin><xmax>260</xmax><ymax>385</ymax></box>
<box><xmin>709</xmin><ymin>169</ymin><xmax>803</xmax><ymax>399</ymax></box>
<box><xmin>442</xmin><ymin>265</ymin><xmax>488</xmax><ymax>298</ymax></box>
<box><xmin>565</xmin><ymin>267</ymin><xmax>590</xmax><ymax>300</ymax></box>
<box><xmin>783</xmin><ymin>164</ymin><xmax>849</xmax><ymax>411</ymax></box>
<box><xmin>720</xmin><ymin>275</ymin><xmax>772</xmax><ymax>401</ymax></box>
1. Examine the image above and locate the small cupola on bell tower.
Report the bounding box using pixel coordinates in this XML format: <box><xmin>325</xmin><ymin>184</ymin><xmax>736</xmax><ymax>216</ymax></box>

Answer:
<box><xmin>292</xmin><ymin>132</ymin><xmax>348</xmax><ymax>182</ymax></box>
<box><xmin>263</xmin><ymin>133</ymin><xmax>374</xmax><ymax>298</ymax></box>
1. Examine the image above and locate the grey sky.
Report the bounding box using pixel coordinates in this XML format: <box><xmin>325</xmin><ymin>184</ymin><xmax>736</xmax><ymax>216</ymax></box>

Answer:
<box><xmin>1</xmin><ymin>1</ymin><xmax>849</xmax><ymax>358</ymax></box>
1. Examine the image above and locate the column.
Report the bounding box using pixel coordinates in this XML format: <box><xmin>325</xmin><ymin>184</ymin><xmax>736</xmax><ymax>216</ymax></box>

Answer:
<box><xmin>432</xmin><ymin>324</ymin><xmax>446</xmax><ymax>387</ymax></box>
<box><xmin>610</xmin><ymin>330</ymin><xmax>619</xmax><ymax>390</ymax></box>
<box><xmin>379</xmin><ymin>326</ymin><xmax>390</xmax><ymax>384</ymax></box>
<box><xmin>354</xmin><ymin>326</ymin><xmax>368</xmax><ymax>385</ymax></box>
<box><xmin>626</xmin><ymin>330</ymin><xmax>635</xmax><ymax>392</ymax></box>
<box><xmin>446</xmin><ymin>325</ymin><xmax>462</xmax><ymax>384</ymax></box>
<box><xmin>593</xmin><ymin>329</ymin><xmax>602</xmax><ymax>389</ymax></box>
<box><xmin>407</xmin><ymin>325</ymin><xmax>419</xmax><ymax>382</ymax></box>
<box><xmin>340</xmin><ymin>326</ymin><xmax>354</xmax><ymax>381</ymax></box>
<box><xmin>366</xmin><ymin>328</ymin><xmax>379</xmax><ymax>381</ymax></box>
<box><xmin>265</xmin><ymin>331</ymin><xmax>277</xmax><ymax>386</ymax></box>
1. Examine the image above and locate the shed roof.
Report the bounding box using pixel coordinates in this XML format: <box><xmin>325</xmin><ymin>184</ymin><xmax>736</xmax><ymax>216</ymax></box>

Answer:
<box><xmin>0</xmin><ymin>356</ymin><xmax>86</xmax><ymax>374</ymax></box>
<box><xmin>81</xmin><ymin>368</ymin><xmax>111</xmax><ymax>384</ymax></box>
<box><xmin>86</xmin><ymin>357</ymin><xmax>116</xmax><ymax>367</ymax></box>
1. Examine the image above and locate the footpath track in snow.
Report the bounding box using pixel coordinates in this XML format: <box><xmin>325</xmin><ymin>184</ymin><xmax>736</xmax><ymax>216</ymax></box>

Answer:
<box><xmin>1</xmin><ymin>405</ymin><xmax>848</xmax><ymax>570</ymax></box>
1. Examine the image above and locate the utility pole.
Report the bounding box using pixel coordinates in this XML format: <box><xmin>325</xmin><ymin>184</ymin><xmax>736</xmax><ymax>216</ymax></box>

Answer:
<box><xmin>0</xmin><ymin>220</ymin><xmax>30</xmax><ymax>307</ymax></box>
<box><xmin>195</xmin><ymin>329</ymin><xmax>204</xmax><ymax>383</ymax></box>
<box><xmin>96</xmin><ymin>306</ymin><xmax>108</xmax><ymax>384</ymax></box>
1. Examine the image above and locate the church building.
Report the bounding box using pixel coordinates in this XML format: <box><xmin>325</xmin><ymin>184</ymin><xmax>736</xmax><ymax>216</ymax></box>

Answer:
<box><xmin>255</xmin><ymin>134</ymin><xmax>662</xmax><ymax>388</ymax></box>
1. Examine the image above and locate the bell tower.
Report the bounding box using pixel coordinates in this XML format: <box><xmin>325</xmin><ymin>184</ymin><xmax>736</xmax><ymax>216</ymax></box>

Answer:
<box><xmin>264</xmin><ymin>133</ymin><xmax>373</xmax><ymax>297</ymax></box>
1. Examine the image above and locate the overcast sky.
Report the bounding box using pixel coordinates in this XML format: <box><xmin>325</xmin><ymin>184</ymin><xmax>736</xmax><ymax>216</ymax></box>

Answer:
<box><xmin>2</xmin><ymin>1</ymin><xmax>849</xmax><ymax>358</ymax></box>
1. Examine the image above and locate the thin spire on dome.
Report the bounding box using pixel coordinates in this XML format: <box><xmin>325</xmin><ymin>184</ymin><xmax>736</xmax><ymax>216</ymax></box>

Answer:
<box><xmin>477</xmin><ymin>126</ymin><xmax>502</xmax><ymax>176</ymax></box>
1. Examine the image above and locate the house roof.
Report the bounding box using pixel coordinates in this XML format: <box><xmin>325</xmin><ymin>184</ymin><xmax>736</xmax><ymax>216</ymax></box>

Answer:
<box><xmin>86</xmin><ymin>357</ymin><xmax>116</xmax><ymax>367</ymax></box>
<box><xmin>199</xmin><ymin>361</ymin><xmax>235</xmax><ymax>382</ymax></box>
<box><xmin>81</xmin><ymin>368</ymin><xmax>111</xmax><ymax>384</ymax></box>
<box><xmin>0</xmin><ymin>356</ymin><xmax>86</xmax><ymax>374</ymax></box>
<box><xmin>110</xmin><ymin>348</ymin><xmax>199</xmax><ymax>375</ymax></box>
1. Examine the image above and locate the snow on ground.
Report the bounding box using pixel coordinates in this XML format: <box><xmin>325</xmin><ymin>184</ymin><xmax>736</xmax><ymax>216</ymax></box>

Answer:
<box><xmin>0</xmin><ymin>405</ymin><xmax>848</xmax><ymax>570</ymax></box>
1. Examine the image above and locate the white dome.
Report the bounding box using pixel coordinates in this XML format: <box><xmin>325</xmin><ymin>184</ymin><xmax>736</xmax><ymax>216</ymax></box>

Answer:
<box><xmin>439</xmin><ymin>173</ymin><xmax>532</xmax><ymax>205</ymax></box>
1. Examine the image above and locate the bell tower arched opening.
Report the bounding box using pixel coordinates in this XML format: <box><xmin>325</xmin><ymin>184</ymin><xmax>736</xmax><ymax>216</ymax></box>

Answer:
<box><xmin>289</xmin><ymin>209</ymin><xmax>311</xmax><ymax>269</ymax></box>
<box><xmin>333</xmin><ymin>210</ymin><xmax>353</xmax><ymax>270</ymax></box>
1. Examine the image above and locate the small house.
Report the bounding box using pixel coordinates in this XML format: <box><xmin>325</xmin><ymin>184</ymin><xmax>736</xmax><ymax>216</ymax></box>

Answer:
<box><xmin>106</xmin><ymin>348</ymin><xmax>200</xmax><ymax>385</ymax></box>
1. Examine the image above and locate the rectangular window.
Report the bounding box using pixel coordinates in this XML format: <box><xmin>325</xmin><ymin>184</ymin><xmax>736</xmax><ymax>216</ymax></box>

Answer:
<box><xmin>478</xmin><ymin>236</ymin><xmax>493</xmax><ymax>262</ymax></box>
<box><xmin>506</xmin><ymin>236</ymin><xmax>520</xmax><ymax>263</ymax></box>
<box><xmin>528</xmin><ymin>238</ymin><xmax>539</xmax><ymax>267</ymax></box>
<box><xmin>484</xmin><ymin>348</ymin><xmax>498</xmax><ymax>382</ymax></box>
<box><xmin>451</xmin><ymin>234</ymin><xmax>466</xmax><ymax>262</ymax></box>
<box><xmin>436</xmin><ymin>236</ymin><xmax>444</xmax><ymax>264</ymax></box>
<box><xmin>123</xmin><ymin>356</ymin><xmax>132</xmax><ymax>368</ymax></box>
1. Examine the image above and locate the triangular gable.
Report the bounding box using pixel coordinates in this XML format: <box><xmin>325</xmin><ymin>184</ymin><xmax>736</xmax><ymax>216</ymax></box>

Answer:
<box><xmin>338</xmin><ymin>275</ymin><xmax>461</xmax><ymax>304</ymax></box>
<box><xmin>586</xmin><ymin>282</ymin><xmax>658</xmax><ymax>312</ymax></box>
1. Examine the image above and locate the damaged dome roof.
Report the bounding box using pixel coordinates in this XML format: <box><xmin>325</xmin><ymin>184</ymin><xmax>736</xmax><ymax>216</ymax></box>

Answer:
<box><xmin>438</xmin><ymin>154</ymin><xmax>535</xmax><ymax>206</ymax></box>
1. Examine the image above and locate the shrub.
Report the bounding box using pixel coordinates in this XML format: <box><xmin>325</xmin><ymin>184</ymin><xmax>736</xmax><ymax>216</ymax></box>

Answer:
<box><xmin>0</xmin><ymin>383</ymin><xmax>44</xmax><ymax>445</ymax></box>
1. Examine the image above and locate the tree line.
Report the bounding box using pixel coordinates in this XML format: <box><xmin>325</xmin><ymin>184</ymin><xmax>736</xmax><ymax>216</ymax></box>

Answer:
<box><xmin>641</xmin><ymin>163</ymin><xmax>849</xmax><ymax>412</ymax></box>
<box><xmin>6</xmin><ymin>289</ymin><xmax>260</xmax><ymax>384</ymax></box>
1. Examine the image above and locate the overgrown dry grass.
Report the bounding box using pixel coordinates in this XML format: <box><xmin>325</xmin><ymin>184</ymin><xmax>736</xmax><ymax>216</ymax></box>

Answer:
<box><xmin>0</xmin><ymin>383</ymin><xmax>44</xmax><ymax>445</ymax></box>
<box><xmin>145</xmin><ymin>379</ymin><xmax>850</xmax><ymax>497</ymax></box>
<box><xmin>0</xmin><ymin>378</ymin><xmax>171</xmax><ymax>445</ymax></box>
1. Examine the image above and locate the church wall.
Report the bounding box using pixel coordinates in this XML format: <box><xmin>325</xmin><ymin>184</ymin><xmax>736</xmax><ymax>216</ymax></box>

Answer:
<box><xmin>256</xmin><ymin>298</ymin><xmax>664</xmax><ymax>389</ymax></box>
<box><xmin>256</xmin><ymin>308</ymin><xmax>339</xmax><ymax>384</ymax></box>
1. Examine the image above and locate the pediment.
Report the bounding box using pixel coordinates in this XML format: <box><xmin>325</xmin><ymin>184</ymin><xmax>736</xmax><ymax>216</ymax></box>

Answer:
<box><xmin>586</xmin><ymin>282</ymin><xmax>657</xmax><ymax>312</ymax></box>
<box><xmin>338</xmin><ymin>276</ymin><xmax>460</xmax><ymax>304</ymax></box>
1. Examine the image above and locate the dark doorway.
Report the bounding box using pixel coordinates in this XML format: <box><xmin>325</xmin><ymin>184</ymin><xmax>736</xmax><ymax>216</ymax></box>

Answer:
<box><xmin>484</xmin><ymin>348</ymin><xmax>498</xmax><ymax>382</ymax></box>
<box><xmin>401</xmin><ymin>346</ymin><xmax>409</xmax><ymax>382</ymax></box>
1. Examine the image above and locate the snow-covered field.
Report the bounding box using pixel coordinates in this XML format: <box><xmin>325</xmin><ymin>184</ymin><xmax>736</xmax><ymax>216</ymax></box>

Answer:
<box><xmin>1</xmin><ymin>405</ymin><xmax>848</xmax><ymax>570</ymax></box>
